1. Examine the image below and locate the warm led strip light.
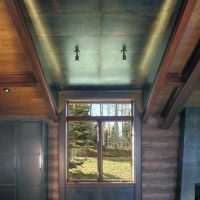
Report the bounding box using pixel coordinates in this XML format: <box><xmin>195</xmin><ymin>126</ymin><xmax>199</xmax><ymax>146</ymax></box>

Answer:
<box><xmin>139</xmin><ymin>0</ymin><xmax>178</xmax><ymax>78</ymax></box>
<box><xmin>24</xmin><ymin>0</ymin><xmax>62</xmax><ymax>84</ymax></box>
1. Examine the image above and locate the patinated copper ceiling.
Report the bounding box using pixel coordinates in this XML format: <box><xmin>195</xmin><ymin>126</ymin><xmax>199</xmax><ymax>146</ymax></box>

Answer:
<box><xmin>19</xmin><ymin>0</ymin><xmax>182</xmax><ymax>92</ymax></box>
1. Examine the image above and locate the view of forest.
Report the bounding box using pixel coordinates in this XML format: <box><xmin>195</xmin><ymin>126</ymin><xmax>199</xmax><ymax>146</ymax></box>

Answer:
<box><xmin>68</xmin><ymin>104</ymin><xmax>133</xmax><ymax>181</ymax></box>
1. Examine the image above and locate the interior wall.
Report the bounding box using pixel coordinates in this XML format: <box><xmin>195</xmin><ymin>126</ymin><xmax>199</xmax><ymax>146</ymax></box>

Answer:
<box><xmin>48</xmin><ymin>115</ymin><xmax>180</xmax><ymax>200</ymax></box>
<box><xmin>142</xmin><ymin>117</ymin><xmax>180</xmax><ymax>200</ymax></box>
<box><xmin>177</xmin><ymin>107</ymin><xmax>200</xmax><ymax>200</ymax></box>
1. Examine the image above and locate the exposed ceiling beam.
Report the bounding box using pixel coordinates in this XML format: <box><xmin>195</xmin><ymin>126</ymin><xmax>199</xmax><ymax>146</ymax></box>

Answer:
<box><xmin>143</xmin><ymin>0</ymin><xmax>196</xmax><ymax>123</ymax></box>
<box><xmin>0</xmin><ymin>74</ymin><xmax>36</xmax><ymax>83</ymax></box>
<box><xmin>5</xmin><ymin>0</ymin><xmax>58</xmax><ymax>121</ymax></box>
<box><xmin>164</xmin><ymin>73</ymin><xmax>185</xmax><ymax>87</ymax></box>
<box><xmin>161</xmin><ymin>40</ymin><xmax>200</xmax><ymax>129</ymax></box>
<box><xmin>0</xmin><ymin>83</ymin><xmax>38</xmax><ymax>88</ymax></box>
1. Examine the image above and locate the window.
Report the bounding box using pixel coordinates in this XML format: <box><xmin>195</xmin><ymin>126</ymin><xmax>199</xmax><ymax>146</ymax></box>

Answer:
<box><xmin>66</xmin><ymin>102</ymin><xmax>134</xmax><ymax>182</ymax></box>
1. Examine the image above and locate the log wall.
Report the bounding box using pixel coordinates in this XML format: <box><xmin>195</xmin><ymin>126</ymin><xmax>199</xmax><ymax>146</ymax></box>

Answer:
<box><xmin>48</xmin><ymin>123</ymin><xmax>59</xmax><ymax>200</ymax></box>
<box><xmin>142</xmin><ymin>117</ymin><xmax>180</xmax><ymax>200</ymax></box>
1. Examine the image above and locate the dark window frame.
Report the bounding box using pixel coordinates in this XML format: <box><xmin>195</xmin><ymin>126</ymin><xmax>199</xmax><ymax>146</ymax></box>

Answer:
<box><xmin>58</xmin><ymin>91</ymin><xmax>141</xmax><ymax>200</ymax></box>
<box><xmin>66</xmin><ymin>102</ymin><xmax>134</xmax><ymax>183</ymax></box>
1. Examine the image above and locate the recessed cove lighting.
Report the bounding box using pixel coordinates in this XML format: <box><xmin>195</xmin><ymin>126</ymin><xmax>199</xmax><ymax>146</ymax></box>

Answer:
<box><xmin>3</xmin><ymin>88</ymin><xmax>11</xmax><ymax>93</ymax></box>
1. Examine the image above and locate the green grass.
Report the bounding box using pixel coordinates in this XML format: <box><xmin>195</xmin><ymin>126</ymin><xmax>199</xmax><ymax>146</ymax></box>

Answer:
<box><xmin>69</xmin><ymin>157</ymin><xmax>132</xmax><ymax>181</ymax></box>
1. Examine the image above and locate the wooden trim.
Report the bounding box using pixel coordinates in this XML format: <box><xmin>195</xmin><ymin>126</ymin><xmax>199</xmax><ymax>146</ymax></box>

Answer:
<box><xmin>98</xmin><ymin>121</ymin><xmax>103</xmax><ymax>182</ymax></box>
<box><xmin>5</xmin><ymin>0</ymin><xmax>57</xmax><ymax>122</ymax></box>
<box><xmin>66</xmin><ymin>116</ymin><xmax>133</xmax><ymax>122</ymax></box>
<box><xmin>134</xmin><ymin>106</ymin><xmax>142</xmax><ymax>200</ymax></box>
<box><xmin>161</xmin><ymin>40</ymin><xmax>200</xmax><ymax>128</ymax></box>
<box><xmin>66</xmin><ymin>182</ymin><xmax>135</xmax><ymax>188</ymax></box>
<box><xmin>143</xmin><ymin>0</ymin><xmax>196</xmax><ymax>122</ymax></box>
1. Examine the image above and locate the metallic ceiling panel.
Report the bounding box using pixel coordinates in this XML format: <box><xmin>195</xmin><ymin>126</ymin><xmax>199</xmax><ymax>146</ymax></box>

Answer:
<box><xmin>20</xmin><ymin>0</ymin><xmax>181</xmax><ymax>91</ymax></box>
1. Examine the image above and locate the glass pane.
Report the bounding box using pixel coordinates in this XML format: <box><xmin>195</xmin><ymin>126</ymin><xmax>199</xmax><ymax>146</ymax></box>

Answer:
<box><xmin>68</xmin><ymin>121</ymin><xmax>98</xmax><ymax>181</ymax></box>
<box><xmin>102</xmin><ymin>121</ymin><xmax>132</xmax><ymax>181</ymax></box>
<box><xmin>68</xmin><ymin>103</ymin><xmax>131</xmax><ymax>116</ymax></box>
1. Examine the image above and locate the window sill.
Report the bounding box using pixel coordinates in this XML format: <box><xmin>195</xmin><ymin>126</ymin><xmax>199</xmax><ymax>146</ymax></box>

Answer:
<box><xmin>66</xmin><ymin>181</ymin><xmax>135</xmax><ymax>188</ymax></box>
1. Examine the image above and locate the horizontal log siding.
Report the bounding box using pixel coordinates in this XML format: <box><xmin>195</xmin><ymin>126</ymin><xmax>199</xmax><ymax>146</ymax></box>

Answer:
<box><xmin>142</xmin><ymin>117</ymin><xmax>180</xmax><ymax>200</ymax></box>
<box><xmin>48</xmin><ymin>122</ymin><xmax>59</xmax><ymax>200</ymax></box>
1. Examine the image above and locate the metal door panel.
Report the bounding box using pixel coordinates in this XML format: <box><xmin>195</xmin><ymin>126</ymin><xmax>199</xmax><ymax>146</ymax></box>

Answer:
<box><xmin>0</xmin><ymin>123</ymin><xmax>14</xmax><ymax>153</ymax></box>
<box><xmin>18</xmin><ymin>155</ymin><xmax>40</xmax><ymax>186</ymax></box>
<box><xmin>18</xmin><ymin>122</ymin><xmax>41</xmax><ymax>154</ymax></box>
<box><xmin>0</xmin><ymin>186</ymin><xmax>15</xmax><ymax>200</ymax></box>
<box><xmin>18</xmin><ymin>186</ymin><xmax>41</xmax><ymax>200</ymax></box>
<box><xmin>0</xmin><ymin>155</ymin><xmax>15</xmax><ymax>184</ymax></box>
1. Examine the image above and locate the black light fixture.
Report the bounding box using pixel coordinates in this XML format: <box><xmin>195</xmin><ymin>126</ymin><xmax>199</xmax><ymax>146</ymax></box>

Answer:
<box><xmin>74</xmin><ymin>46</ymin><xmax>80</xmax><ymax>62</ymax></box>
<box><xmin>3</xmin><ymin>88</ymin><xmax>11</xmax><ymax>93</ymax></box>
<box><xmin>121</xmin><ymin>45</ymin><xmax>127</xmax><ymax>61</ymax></box>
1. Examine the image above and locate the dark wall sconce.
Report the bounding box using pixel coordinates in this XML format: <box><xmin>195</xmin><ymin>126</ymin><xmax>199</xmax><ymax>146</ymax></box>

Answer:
<box><xmin>74</xmin><ymin>46</ymin><xmax>80</xmax><ymax>62</ymax></box>
<box><xmin>121</xmin><ymin>45</ymin><xmax>127</xmax><ymax>61</ymax></box>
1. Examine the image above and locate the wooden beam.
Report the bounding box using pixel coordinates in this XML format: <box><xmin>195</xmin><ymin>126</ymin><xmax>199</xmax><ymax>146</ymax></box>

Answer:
<box><xmin>0</xmin><ymin>74</ymin><xmax>36</xmax><ymax>83</ymax></box>
<box><xmin>143</xmin><ymin>0</ymin><xmax>196</xmax><ymax>123</ymax></box>
<box><xmin>164</xmin><ymin>73</ymin><xmax>185</xmax><ymax>87</ymax></box>
<box><xmin>5</xmin><ymin>0</ymin><xmax>58</xmax><ymax>122</ymax></box>
<box><xmin>0</xmin><ymin>82</ymin><xmax>38</xmax><ymax>88</ymax></box>
<box><xmin>161</xmin><ymin>40</ymin><xmax>200</xmax><ymax>129</ymax></box>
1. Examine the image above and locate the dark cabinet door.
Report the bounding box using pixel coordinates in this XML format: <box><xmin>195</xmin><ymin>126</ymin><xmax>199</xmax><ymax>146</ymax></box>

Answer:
<box><xmin>0</xmin><ymin>122</ymin><xmax>16</xmax><ymax>200</ymax></box>
<box><xmin>17</xmin><ymin>122</ymin><xmax>42</xmax><ymax>200</ymax></box>
<box><xmin>0</xmin><ymin>120</ymin><xmax>48</xmax><ymax>200</ymax></box>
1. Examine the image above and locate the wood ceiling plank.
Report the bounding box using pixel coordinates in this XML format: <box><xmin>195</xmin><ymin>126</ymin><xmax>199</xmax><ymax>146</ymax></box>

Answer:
<box><xmin>0</xmin><ymin>85</ymin><xmax>50</xmax><ymax>117</ymax></box>
<box><xmin>161</xmin><ymin>40</ymin><xmax>200</xmax><ymax>128</ymax></box>
<box><xmin>0</xmin><ymin>30</ymin><xmax>19</xmax><ymax>40</ymax></box>
<box><xmin>0</xmin><ymin>39</ymin><xmax>25</xmax><ymax>53</ymax></box>
<box><xmin>0</xmin><ymin>86</ymin><xmax>43</xmax><ymax>99</ymax></box>
<box><xmin>0</xmin><ymin>11</ymin><xmax>15</xmax><ymax>31</ymax></box>
<box><xmin>0</xmin><ymin>52</ymin><xmax>32</xmax><ymax>75</ymax></box>
<box><xmin>5</xmin><ymin>0</ymin><xmax>57</xmax><ymax>121</ymax></box>
<box><xmin>143</xmin><ymin>0</ymin><xmax>197</xmax><ymax>123</ymax></box>
<box><xmin>0</xmin><ymin>1</ymin><xmax>8</xmax><ymax>11</ymax></box>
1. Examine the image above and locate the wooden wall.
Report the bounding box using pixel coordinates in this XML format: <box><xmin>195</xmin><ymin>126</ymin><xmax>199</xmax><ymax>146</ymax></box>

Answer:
<box><xmin>142</xmin><ymin>117</ymin><xmax>180</xmax><ymax>200</ymax></box>
<box><xmin>48</xmin><ymin>123</ymin><xmax>59</xmax><ymax>200</ymax></box>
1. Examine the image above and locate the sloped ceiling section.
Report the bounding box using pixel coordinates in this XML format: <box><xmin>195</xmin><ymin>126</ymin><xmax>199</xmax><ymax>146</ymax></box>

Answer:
<box><xmin>0</xmin><ymin>0</ymin><xmax>57</xmax><ymax>120</ymax></box>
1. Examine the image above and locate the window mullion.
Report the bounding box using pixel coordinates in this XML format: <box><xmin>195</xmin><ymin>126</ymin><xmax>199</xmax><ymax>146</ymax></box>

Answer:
<box><xmin>97</xmin><ymin>121</ymin><xmax>103</xmax><ymax>181</ymax></box>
